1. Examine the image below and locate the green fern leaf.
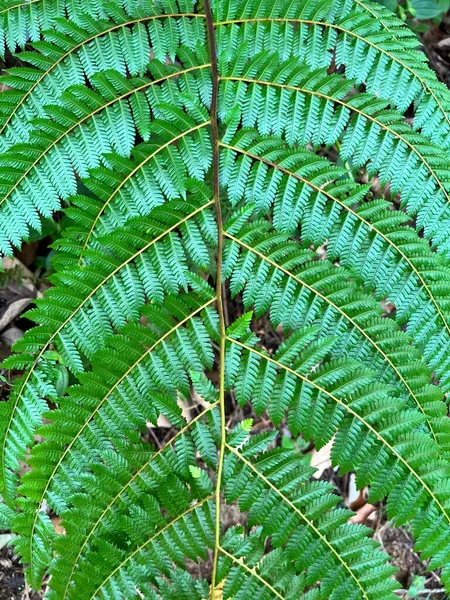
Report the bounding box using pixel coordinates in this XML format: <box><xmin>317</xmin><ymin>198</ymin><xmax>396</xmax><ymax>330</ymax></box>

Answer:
<box><xmin>1</xmin><ymin>0</ymin><xmax>450</xmax><ymax>598</ymax></box>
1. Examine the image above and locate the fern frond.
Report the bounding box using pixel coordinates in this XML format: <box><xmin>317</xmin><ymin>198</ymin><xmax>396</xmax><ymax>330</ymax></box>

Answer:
<box><xmin>0</xmin><ymin>195</ymin><xmax>214</xmax><ymax>501</ymax></box>
<box><xmin>215</xmin><ymin>0</ymin><xmax>450</xmax><ymax>148</ymax></box>
<box><xmin>54</xmin><ymin>140</ymin><xmax>213</xmax><ymax>268</ymax></box>
<box><xmin>226</xmin><ymin>327</ymin><xmax>450</xmax><ymax>588</ymax></box>
<box><xmin>0</xmin><ymin>6</ymin><xmax>207</xmax><ymax>151</ymax></box>
<box><xmin>46</xmin><ymin>422</ymin><xmax>397</xmax><ymax>600</ymax></box>
<box><xmin>0</xmin><ymin>61</ymin><xmax>215</xmax><ymax>500</ymax></box>
<box><xmin>0</xmin><ymin>0</ymin><xmax>73</xmax><ymax>57</ymax></box>
<box><xmin>220</xmin><ymin>442</ymin><xmax>397</xmax><ymax>600</ymax></box>
<box><xmin>46</xmin><ymin>404</ymin><xmax>218</xmax><ymax>599</ymax></box>
<box><xmin>0</xmin><ymin>0</ymin><xmax>175</xmax><ymax>56</ymax></box>
<box><xmin>219</xmin><ymin>56</ymin><xmax>450</xmax><ymax>258</ymax></box>
<box><xmin>220</xmin><ymin>132</ymin><xmax>450</xmax><ymax>392</ymax></box>
<box><xmin>223</xmin><ymin>221</ymin><xmax>449</xmax><ymax>451</ymax></box>
<box><xmin>0</xmin><ymin>63</ymin><xmax>210</xmax><ymax>255</ymax></box>
<box><xmin>17</xmin><ymin>291</ymin><xmax>217</xmax><ymax>585</ymax></box>
<box><xmin>3</xmin><ymin>0</ymin><xmax>450</xmax><ymax>597</ymax></box>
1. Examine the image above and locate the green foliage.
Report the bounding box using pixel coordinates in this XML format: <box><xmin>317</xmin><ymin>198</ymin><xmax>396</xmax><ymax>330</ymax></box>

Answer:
<box><xmin>1</xmin><ymin>0</ymin><xmax>450</xmax><ymax>598</ymax></box>
<box><xmin>377</xmin><ymin>0</ymin><xmax>450</xmax><ymax>21</ymax></box>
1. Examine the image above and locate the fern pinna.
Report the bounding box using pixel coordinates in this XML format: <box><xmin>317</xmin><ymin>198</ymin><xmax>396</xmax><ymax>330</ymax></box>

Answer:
<box><xmin>0</xmin><ymin>0</ymin><xmax>450</xmax><ymax>597</ymax></box>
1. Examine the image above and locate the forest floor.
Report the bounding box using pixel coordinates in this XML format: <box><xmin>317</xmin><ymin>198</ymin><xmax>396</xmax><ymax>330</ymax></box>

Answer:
<box><xmin>1</xmin><ymin>11</ymin><xmax>450</xmax><ymax>600</ymax></box>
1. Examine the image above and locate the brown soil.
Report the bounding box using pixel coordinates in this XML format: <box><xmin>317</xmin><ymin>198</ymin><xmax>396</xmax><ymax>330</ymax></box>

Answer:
<box><xmin>0</xmin><ymin>545</ymin><xmax>40</xmax><ymax>600</ymax></box>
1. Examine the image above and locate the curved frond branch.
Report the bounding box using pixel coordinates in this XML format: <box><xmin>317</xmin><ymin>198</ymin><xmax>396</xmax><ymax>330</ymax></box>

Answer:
<box><xmin>0</xmin><ymin>12</ymin><xmax>206</xmax><ymax>140</ymax></box>
<box><xmin>79</xmin><ymin>121</ymin><xmax>211</xmax><ymax>258</ymax></box>
<box><xmin>227</xmin><ymin>336</ymin><xmax>450</xmax><ymax>525</ymax></box>
<box><xmin>27</xmin><ymin>296</ymin><xmax>216</xmax><ymax>576</ymax></box>
<box><xmin>0</xmin><ymin>0</ymin><xmax>39</xmax><ymax>13</ymax></box>
<box><xmin>0</xmin><ymin>63</ymin><xmax>210</xmax><ymax>214</ymax></box>
<box><xmin>219</xmin><ymin>75</ymin><xmax>450</xmax><ymax>214</ymax></box>
<box><xmin>353</xmin><ymin>0</ymin><xmax>399</xmax><ymax>29</ymax></box>
<box><xmin>219</xmin><ymin>141</ymin><xmax>450</xmax><ymax>346</ymax></box>
<box><xmin>225</xmin><ymin>443</ymin><xmax>370</xmax><ymax>600</ymax></box>
<box><xmin>88</xmin><ymin>496</ymin><xmax>215</xmax><ymax>600</ymax></box>
<box><xmin>218</xmin><ymin>546</ymin><xmax>284</xmax><ymax>600</ymax></box>
<box><xmin>59</xmin><ymin>402</ymin><xmax>218</xmax><ymax>600</ymax></box>
<box><xmin>0</xmin><ymin>0</ymin><xmax>119</xmax><ymax>58</ymax></box>
<box><xmin>0</xmin><ymin>199</ymin><xmax>214</xmax><ymax>498</ymax></box>
<box><xmin>223</xmin><ymin>230</ymin><xmax>439</xmax><ymax>444</ymax></box>
<box><xmin>214</xmin><ymin>16</ymin><xmax>450</xmax><ymax>136</ymax></box>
